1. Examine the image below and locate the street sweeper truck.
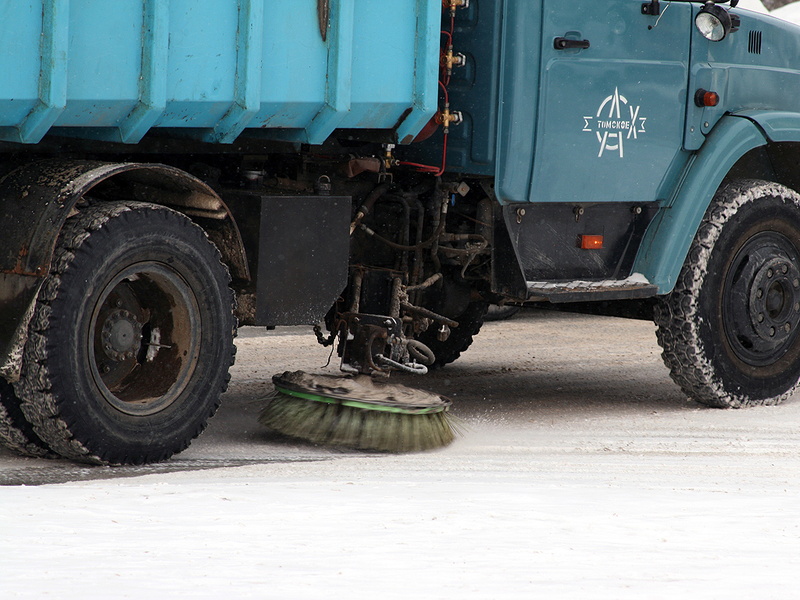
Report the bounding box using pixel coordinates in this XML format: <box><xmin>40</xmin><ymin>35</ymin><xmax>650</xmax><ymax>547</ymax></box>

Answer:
<box><xmin>2</xmin><ymin>0</ymin><xmax>800</xmax><ymax>464</ymax></box>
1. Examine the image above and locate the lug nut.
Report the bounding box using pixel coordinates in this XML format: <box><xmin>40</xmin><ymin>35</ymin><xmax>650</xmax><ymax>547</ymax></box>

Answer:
<box><xmin>758</xmin><ymin>313</ymin><xmax>765</xmax><ymax>323</ymax></box>
<box><xmin>769</xmin><ymin>327</ymin><xmax>776</xmax><ymax>337</ymax></box>
<box><xmin>794</xmin><ymin>279</ymin><xmax>800</xmax><ymax>289</ymax></box>
<box><xmin>783</xmin><ymin>264</ymin><xmax>789</xmax><ymax>274</ymax></box>
<box><xmin>795</xmin><ymin>303</ymin><xmax>800</xmax><ymax>312</ymax></box>
<box><xmin>756</xmin><ymin>289</ymin><xmax>763</xmax><ymax>299</ymax></box>
<box><xmin>767</xmin><ymin>269</ymin><xmax>774</xmax><ymax>278</ymax></box>
<box><xmin>785</xmin><ymin>323</ymin><xmax>792</xmax><ymax>333</ymax></box>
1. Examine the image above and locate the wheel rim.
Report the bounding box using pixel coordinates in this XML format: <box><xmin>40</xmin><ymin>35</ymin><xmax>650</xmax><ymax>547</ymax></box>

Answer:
<box><xmin>723</xmin><ymin>231</ymin><xmax>800</xmax><ymax>367</ymax></box>
<box><xmin>88</xmin><ymin>262</ymin><xmax>201</xmax><ymax>416</ymax></box>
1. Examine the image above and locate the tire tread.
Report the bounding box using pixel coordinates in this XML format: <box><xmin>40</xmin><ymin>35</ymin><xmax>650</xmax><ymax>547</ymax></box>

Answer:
<box><xmin>654</xmin><ymin>179</ymin><xmax>800</xmax><ymax>408</ymax></box>
<box><xmin>15</xmin><ymin>201</ymin><xmax>236</xmax><ymax>464</ymax></box>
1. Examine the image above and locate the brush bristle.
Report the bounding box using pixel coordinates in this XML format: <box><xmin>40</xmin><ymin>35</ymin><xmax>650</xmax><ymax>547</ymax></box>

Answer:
<box><xmin>259</xmin><ymin>391</ymin><xmax>458</xmax><ymax>452</ymax></box>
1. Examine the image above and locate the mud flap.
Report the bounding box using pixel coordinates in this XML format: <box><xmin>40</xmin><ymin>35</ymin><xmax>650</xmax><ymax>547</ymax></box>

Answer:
<box><xmin>253</xmin><ymin>195</ymin><xmax>351</xmax><ymax>326</ymax></box>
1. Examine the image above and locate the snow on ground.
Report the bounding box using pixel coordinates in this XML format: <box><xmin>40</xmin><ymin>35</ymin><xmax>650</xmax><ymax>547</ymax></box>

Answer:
<box><xmin>2</xmin><ymin>313</ymin><xmax>800</xmax><ymax>599</ymax></box>
<box><xmin>3</xmin><ymin>456</ymin><xmax>800</xmax><ymax>600</ymax></box>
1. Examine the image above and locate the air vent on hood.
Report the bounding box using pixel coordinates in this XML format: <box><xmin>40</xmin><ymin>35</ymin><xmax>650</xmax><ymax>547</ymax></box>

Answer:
<box><xmin>748</xmin><ymin>30</ymin><xmax>762</xmax><ymax>54</ymax></box>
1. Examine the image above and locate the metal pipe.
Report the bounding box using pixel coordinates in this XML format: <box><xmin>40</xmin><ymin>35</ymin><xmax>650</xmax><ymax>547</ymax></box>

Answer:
<box><xmin>406</xmin><ymin>273</ymin><xmax>443</xmax><ymax>292</ymax></box>
<box><xmin>400</xmin><ymin>301</ymin><xmax>459</xmax><ymax>328</ymax></box>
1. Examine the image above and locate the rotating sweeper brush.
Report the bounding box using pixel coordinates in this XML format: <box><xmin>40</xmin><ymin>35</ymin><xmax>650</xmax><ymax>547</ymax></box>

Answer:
<box><xmin>259</xmin><ymin>371</ymin><xmax>458</xmax><ymax>452</ymax></box>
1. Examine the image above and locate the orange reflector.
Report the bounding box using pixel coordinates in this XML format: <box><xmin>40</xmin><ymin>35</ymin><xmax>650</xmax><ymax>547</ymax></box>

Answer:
<box><xmin>702</xmin><ymin>91</ymin><xmax>720</xmax><ymax>107</ymax></box>
<box><xmin>580</xmin><ymin>235</ymin><xmax>604</xmax><ymax>250</ymax></box>
<box><xmin>695</xmin><ymin>88</ymin><xmax>720</xmax><ymax>107</ymax></box>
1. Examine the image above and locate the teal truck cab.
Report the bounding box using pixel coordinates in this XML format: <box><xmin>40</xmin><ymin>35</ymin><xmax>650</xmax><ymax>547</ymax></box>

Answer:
<box><xmin>1</xmin><ymin>0</ymin><xmax>799</xmax><ymax>464</ymax></box>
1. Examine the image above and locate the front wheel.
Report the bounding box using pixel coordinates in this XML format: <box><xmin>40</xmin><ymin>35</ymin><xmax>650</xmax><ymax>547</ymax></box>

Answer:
<box><xmin>16</xmin><ymin>202</ymin><xmax>236</xmax><ymax>464</ymax></box>
<box><xmin>655</xmin><ymin>180</ymin><xmax>800</xmax><ymax>407</ymax></box>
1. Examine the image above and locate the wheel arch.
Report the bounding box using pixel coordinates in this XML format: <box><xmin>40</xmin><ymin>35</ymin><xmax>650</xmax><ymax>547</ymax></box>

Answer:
<box><xmin>0</xmin><ymin>159</ymin><xmax>249</xmax><ymax>381</ymax></box>
<box><xmin>632</xmin><ymin>115</ymin><xmax>769</xmax><ymax>294</ymax></box>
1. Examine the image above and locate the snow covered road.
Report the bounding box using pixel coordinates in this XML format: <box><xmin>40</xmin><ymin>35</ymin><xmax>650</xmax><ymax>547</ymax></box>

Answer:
<box><xmin>3</xmin><ymin>311</ymin><xmax>800</xmax><ymax>599</ymax></box>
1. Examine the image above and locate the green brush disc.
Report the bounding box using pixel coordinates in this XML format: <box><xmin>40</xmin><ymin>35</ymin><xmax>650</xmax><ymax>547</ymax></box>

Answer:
<box><xmin>259</xmin><ymin>371</ymin><xmax>457</xmax><ymax>452</ymax></box>
<box><xmin>272</xmin><ymin>371</ymin><xmax>451</xmax><ymax>414</ymax></box>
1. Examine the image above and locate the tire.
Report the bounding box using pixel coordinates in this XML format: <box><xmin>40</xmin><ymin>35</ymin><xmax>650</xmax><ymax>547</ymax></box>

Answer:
<box><xmin>484</xmin><ymin>304</ymin><xmax>521</xmax><ymax>322</ymax></box>
<box><xmin>655</xmin><ymin>179</ymin><xmax>800</xmax><ymax>408</ymax></box>
<box><xmin>416</xmin><ymin>301</ymin><xmax>488</xmax><ymax>368</ymax></box>
<box><xmin>15</xmin><ymin>201</ymin><xmax>236</xmax><ymax>464</ymax></box>
<box><xmin>0</xmin><ymin>378</ymin><xmax>55</xmax><ymax>458</ymax></box>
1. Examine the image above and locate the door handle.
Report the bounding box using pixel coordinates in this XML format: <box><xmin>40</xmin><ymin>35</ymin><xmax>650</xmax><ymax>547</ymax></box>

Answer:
<box><xmin>554</xmin><ymin>37</ymin><xmax>591</xmax><ymax>50</ymax></box>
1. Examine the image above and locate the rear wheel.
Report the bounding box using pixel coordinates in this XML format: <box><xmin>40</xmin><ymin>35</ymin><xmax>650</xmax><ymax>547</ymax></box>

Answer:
<box><xmin>655</xmin><ymin>180</ymin><xmax>800</xmax><ymax>407</ymax></box>
<box><xmin>16</xmin><ymin>201</ymin><xmax>236</xmax><ymax>464</ymax></box>
<box><xmin>416</xmin><ymin>301</ymin><xmax>488</xmax><ymax>368</ymax></box>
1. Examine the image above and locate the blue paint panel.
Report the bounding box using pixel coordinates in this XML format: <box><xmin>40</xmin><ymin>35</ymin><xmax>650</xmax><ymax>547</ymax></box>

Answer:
<box><xmin>340</xmin><ymin>0</ymin><xmax>416</xmax><ymax>129</ymax></box>
<box><xmin>527</xmin><ymin>0</ymin><xmax>691</xmax><ymax>205</ymax></box>
<box><xmin>0</xmin><ymin>0</ymin><xmax>440</xmax><ymax>144</ymax></box>
<box><xmin>685</xmin><ymin>8</ymin><xmax>800</xmax><ymax>149</ymax></box>
<box><xmin>0</xmin><ymin>0</ymin><xmax>68</xmax><ymax>143</ymax></box>
<box><xmin>64</xmin><ymin>1</ymin><xmax>142</xmax><ymax>101</ymax></box>
<box><xmin>633</xmin><ymin>116</ymin><xmax>767</xmax><ymax>293</ymax></box>
<box><xmin>158</xmin><ymin>2</ymin><xmax>240</xmax><ymax>127</ymax></box>
<box><xmin>0</xmin><ymin>0</ymin><xmax>43</xmax><ymax>121</ymax></box>
<box><xmin>404</xmin><ymin>0</ymin><xmax>503</xmax><ymax>175</ymax></box>
<box><xmin>494</xmin><ymin>0</ymin><xmax>543</xmax><ymax>195</ymax></box>
<box><xmin>56</xmin><ymin>0</ymin><xmax>143</xmax><ymax>127</ymax></box>
<box><xmin>252</xmin><ymin>0</ymin><xmax>327</xmax><ymax>128</ymax></box>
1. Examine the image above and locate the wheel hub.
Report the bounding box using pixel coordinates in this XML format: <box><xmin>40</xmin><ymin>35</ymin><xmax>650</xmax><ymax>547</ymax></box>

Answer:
<box><xmin>101</xmin><ymin>309</ymin><xmax>143</xmax><ymax>362</ymax></box>
<box><xmin>725</xmin><ymin>232</ymin><xmax>800</xmax><ymax>366</ymax></box>
<box><xmin>748</xmin><ymin>257</ymin><xmax>800</xmax><ymax>345</ymax></box>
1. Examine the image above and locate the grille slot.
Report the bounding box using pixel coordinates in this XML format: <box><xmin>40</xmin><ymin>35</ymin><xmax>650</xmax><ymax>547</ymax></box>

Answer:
<box><xmin>748</xmin><ymin>30</ymin><xmax>763</xmax><ymax>54</ymax></box>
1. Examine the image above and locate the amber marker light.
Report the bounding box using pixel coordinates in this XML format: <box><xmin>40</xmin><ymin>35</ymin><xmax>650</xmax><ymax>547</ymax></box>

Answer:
<box><xmin>695</xmin><ymin>89</ymin><xmax>720</xmax><ymax>107</ymax></box>
<box><xmin>580</xmin><ymin>235</ymin><xmax>604</xmax><ymax>250</ymax></box>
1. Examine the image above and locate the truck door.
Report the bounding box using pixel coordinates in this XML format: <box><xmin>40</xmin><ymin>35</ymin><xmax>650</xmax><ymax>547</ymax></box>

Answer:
<box><xmin>531</xmin><ymin>0</ymin><xmax>693</xmax><ymax>204</ymax></box>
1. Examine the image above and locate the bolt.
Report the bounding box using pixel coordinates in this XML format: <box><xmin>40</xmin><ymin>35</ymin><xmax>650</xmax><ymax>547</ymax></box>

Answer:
<box><xmin>767</xmin><ymin>269</ymin><xmax>774</xmax><ymax>279</ymax></box>
<box><xmin>785</xmin><ymin>323</ymin><xmax>792</xmax><ymax>333</ymax></box>
<box><xmin>100</xmin><ymin>364</ymin><xmax>110</xmax><ymax>374</ymax></box>
<box><xmin>794</xmin><ymin>279</ymin><xmax>800</xmax><ymax>289</ymax></box>
<box><xmin>769</xmin><ymin>327</ymin><xmax>776</xmax><ymax>337</ymax></box>
<box><xmin>783</xmin><ymin>264</ymin><xmax>789</xmax><ymax>274</ymax></box>
<box><xmin>758</xmin><ymin>313</ymin><xmax>765</xmax><ymax>323</ymax></box>
<box><xmin>756</xmin><ymin>289</ymin><xmax>763</xmax><ymax>299</ymax></box>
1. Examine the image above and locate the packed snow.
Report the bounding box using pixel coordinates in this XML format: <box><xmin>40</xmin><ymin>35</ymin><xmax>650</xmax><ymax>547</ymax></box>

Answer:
<box><xmin>3</xmin><ymin>313</ymin><xmax>800</xmax><ymax>599</ymax></box>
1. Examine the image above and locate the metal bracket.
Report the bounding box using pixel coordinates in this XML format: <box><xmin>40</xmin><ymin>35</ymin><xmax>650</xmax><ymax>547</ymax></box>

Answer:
<box><xmin>641</xmin><ymin>1</ymin><xmax>661</xmax><ymax>16</ymax></box>
<box><xmin>317</xmin><ymin>0</ymin><xmax>330</xmax><ymax>42</ymax></box>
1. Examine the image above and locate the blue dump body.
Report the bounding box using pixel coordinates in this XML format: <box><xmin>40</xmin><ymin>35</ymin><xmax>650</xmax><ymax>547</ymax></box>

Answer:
<box><xmin>0</xmin><ymin>0</ymin><xmax>440</xmax><ymax>145</ymax></box>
